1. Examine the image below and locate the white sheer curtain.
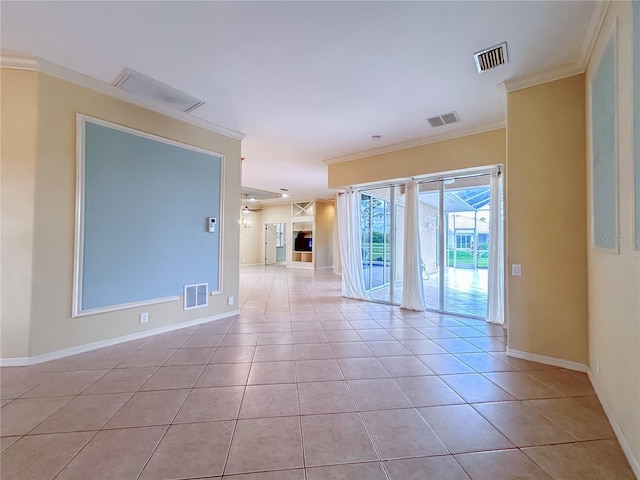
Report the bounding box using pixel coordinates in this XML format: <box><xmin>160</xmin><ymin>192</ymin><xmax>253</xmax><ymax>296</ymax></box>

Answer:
<box><xmin>401</xmin><ymin>180</ymin><xmax>426</xmax><ymax>311</ymax></box>
<box><xmin>337</xmin><ymin>190</ymin><xmax>369</xmax><ymax>301</ymax></box>
<box><xmin>486</xmin><ymin>170</ymin><xmax>505</xmax><ymax>324</ymax></box>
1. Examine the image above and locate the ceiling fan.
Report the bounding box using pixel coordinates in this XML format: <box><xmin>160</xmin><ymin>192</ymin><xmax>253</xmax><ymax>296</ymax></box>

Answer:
<box><xmin>241</xmin><ymin>194</ymin><xmax>263</xmax><ymax>213</ymax></box>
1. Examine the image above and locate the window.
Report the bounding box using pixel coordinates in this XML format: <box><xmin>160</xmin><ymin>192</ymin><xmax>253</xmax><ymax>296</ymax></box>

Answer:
<box><xmin>456</xmin><ymin>233</ymin><xmax>472</xmax><ymax>249</ymax></box>
<box><xmin>276</xmin><ymin>223</ymin><xmax>285</xmax><ymax>247</ymax></box>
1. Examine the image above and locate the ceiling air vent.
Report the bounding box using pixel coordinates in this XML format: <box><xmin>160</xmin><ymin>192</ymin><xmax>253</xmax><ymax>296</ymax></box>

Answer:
<box><xmin>426</xmin><ymin>112</ymin><xmax>460</xmax><ymax>128</ymax></box>
<box><xmin>474</xmin><ymin>42</ymin><xmax>508</xmax><ymax>73</ymax></box>
<box><xmin>184</xmin><ymin>283</ymin><xmax>208</xmax><ymax>310</ymax></box>
<box><xmin>114</xmin><ymin>69</ymin><xmax>205</xmax><ymax>113</ymax></box>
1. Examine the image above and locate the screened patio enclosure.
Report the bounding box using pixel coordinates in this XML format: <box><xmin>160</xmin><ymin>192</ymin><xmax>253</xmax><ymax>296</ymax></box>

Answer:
<box><xmin>361</xmin><ymin>174</ymin><xmax>493</xmax><ymax>319</ymax></box>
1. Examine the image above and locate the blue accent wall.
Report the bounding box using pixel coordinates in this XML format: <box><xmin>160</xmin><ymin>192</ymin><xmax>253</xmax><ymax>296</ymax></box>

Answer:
<box><xmin>591</xmin><ymin>36</ymin><xmax>617</xmax><ymax>250</ymax></box>
<box><xmin>81</xmin><ymin>121</ymin><xmax>221</xmax><ymax>311</ymax></box>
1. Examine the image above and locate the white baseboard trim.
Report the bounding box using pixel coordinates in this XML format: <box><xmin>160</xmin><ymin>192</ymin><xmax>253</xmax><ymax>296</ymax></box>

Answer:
<box><xmin>0</xmin><ymin>310</ymin><xmax>240</xmax><ymax>367</ymax></box>
<box><xmin>506</xmin><ymin>348</ymin><xmax>588</xmax><ymax>372</ymax></box>
<box><xmin>587</xmin><ymin>368</ymin><xmax>640</xmax><ymax>478</ymax></box>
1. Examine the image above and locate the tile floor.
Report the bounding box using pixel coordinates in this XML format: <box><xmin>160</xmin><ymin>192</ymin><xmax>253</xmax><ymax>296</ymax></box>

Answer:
<box><xmin>0</xmin><ymin>265</ymin><xmax>635</xmax><ymax>479</ymax></box>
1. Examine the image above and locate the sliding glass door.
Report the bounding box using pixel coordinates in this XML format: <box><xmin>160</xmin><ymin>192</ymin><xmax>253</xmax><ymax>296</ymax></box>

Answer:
<box><xmin>358</xmin><ymin>169</ymin><xmax>498</xmax><ymax>319</ymax></box>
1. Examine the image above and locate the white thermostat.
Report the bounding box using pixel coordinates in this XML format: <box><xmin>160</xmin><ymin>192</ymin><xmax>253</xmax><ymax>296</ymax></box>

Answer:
<box><xmin>208</xmin><ymin>217</ymin><xmax>217</xmax><ymax>233</ymax></box>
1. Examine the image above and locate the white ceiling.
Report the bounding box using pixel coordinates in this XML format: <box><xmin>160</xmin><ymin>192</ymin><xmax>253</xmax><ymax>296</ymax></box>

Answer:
<box><xmin>1</xmin><ymin>1</ymin><xmax>603</xmax><ymax>203</ymax></box>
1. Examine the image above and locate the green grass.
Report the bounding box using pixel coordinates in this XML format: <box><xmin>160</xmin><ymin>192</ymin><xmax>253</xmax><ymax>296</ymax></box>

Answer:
<box><xmin>363</xmin><ymin>243</ymin><xmax>489</xmax><ymax>268</ymax></box>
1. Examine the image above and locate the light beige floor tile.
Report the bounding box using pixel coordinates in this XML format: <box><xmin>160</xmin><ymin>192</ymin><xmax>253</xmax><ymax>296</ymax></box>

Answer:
<box><xmin>174</xmin><ymin>386</ymin><xmax>244</xmax><ymax>423</ymax></box>
<box><xmin>1</xmin><ymin>436</ymin><xmax>21</xmax><ymax>452</ymax></box>
<box><xmin>522</xmin><ymin>439</ymin><xmax>636</xmax><ymax>480</ymax></box>
<box><xmin>0</xmin><ymin>431</ymin><xmax>94</xmax><ymax>480</ymax></box>
<box><xmin>454</xmin><ymin>353</ymin><xmax>517</xmax><ymax>373</ymax></box>
<box><xmin>443</xmin><ymin>326</ymin><xmax>485</xmax><ymax>337</ymax></box>
<box><xmin>395</xmin><ymin>376</ymin><xmax>465</xmax><ymax>407</ymax></box>
<box><xmin>489</xmin><ymin>352</ymin><xmax>557</xmax><ymax>371</ymax></box>
<box><xmin>139</xmin><ymin>333</ymin><xmax>190</xmax><ymax>349</ymax></box>
<box><xmin>22</xmin><ymin>370</ymin><xmax>108</xmax><ymax>397</ymax></box>
<box><xmin>418</xmin><ymin>404</ymin><xmax>514</xmax><ymax>453</ymax></box>
<box><xmin>56</xmin><ymin>426</ymin><xmax>166</xmax><ymax>480</ymax></box>
<box><xmin>432</xmin><ymin>337</ymin><xmax>484</xmax><ymax>354</ymax></box>
<box><xmin>455</xmin><ymin>449</ymin><xmax>552</xmax><ymax>480</ymax></box>
<box><xmin>387</xmin><ymin>328</ymin><xmax>427</xmax><ymax>340</ymax></box>
<box><xmin>257</xmin><ymin>332</ymin><xmax>294</xmax><ymax>345</ymax></box>
<box><xmin>320</xmin><ymin>320</ymin><xmax>354</xmax><ymax>331</ymax></box>
<box><xmin>32</xmin><ymin>393</ymin><xmax>132</xmax><ymax>434</ymax></box>
<box><xmin>417</xmin><ymin>354</ymin><xmax>476</xmax><ymax>375</ymax></box>
<box><xmin>523</xmin><ymin>396</ymin><xmax>614</xmax><ymax>440</ymax></box>
<box><xmin>366</xmin><ymin>341</ymin><xmax>413</xmax><ymax>357</ymax></box>
<box><xmin>324</xmin><ymin>330</ymin><xmax>362</xmax><ymax>342</ymax></box>
<box><xmin>356</xmin><ymin>329</ymin><xmax>395</xmax><ymax>341</ymax></box>
<box><xmin>0</xmin><ymin>396</ymin><xmax>73</xmax><ymax>436</ymax></box>
<box><xmin>301</xmin><ymin>412</ymin><xmax>378</xmax><ymax>467</ymax></box>
<box><xmin>221</xmin><ymin>469</ymin><xmax>304</xmax><ymax>479</ymax></box>
<box><xmin>181</xmin><ymin>334</ymin><xmax>226</xmax><ymax>348</ymax></box>
<box><xmin>472</xmin><ymin>401</ymin><xmax>577</xmax><ymax>447</ymax></box>
<box><xmin>399</xmin><ymin>339</ymin><xmax>448</xmax><ymax>355</ymax></box>
<box><xmin>196</xmin><ymin>322</ymin><xmax>232</xmax><ymax>335</ymax></box>
<box><xmin>225</xmin><ymin>416</ymin><xmax>303</xmax><ymax>474</ymax></box>
<box><xmin>209</xmin><ymin>346</ymin><xmax>256</xmax><ymax>363</ymax></box>
<box><xmin>440</xmin><ymin>373</ymin><xmax>515</xmax><ymax>403</ymax></box>
<box><xmin>220</xmin><ymin>333</ymin><xmax>260</xmax><ymax>347</ymax></box>
<box><xmin>82</xmin><ymin>366</ymin><xmax>157</xmax><ymax>394</ymax></box>
<box><xmin>116</xmin><ymin>348</ymin><xmax>176</xmax><ymax>368</ymax></box>
<box><xmin>348</xmin><ymin>320</ymin><xmax>380</xmax><ymax>329</ymax></box>
<box><xmin>483</xmin><ymin>371</ymin><xmax>564</xmax><ymax>400</ymax></box>
<box><xmin>239</xmin><ymin>383</ymin><xmax>299</xmax><ymax>418</ymax></box>
<box><xmin>297</xmin><ymin>381</ymin><xmax>357</xmax><ymax>415</ymax></box>
<box><xmin>330</xmin><ymin>342</ymin><xmax>375</xmax><ymax>359</ymax></box>
<box><xmin>384</xmin><ymin>456</ymin><xmax>471</xmax><ymax>480</ymax></box>
<box><xmin>139</xmin><ymin>364</ymin><xmax>205</xmax><ymax>391</ymax></box>
<box><xmin>464</xmin><ymin>336</ymin><xmax>507</xmax><ymax>352</ymax></box>
<box><xmin>62</xmin><ymin>349</ymin><xmax>132</xmax><ymax>370</ymax></box>
<box><xmin>291</xmin><ymin>321</ymin><xmax>323</xmax><ymax>331</ymax></box>
<box><xmin>296</xmin><ymin>359</ymin><xmax>344</xmax><ymax>382</ymax></box>
<box><xmin>228</xmin><ymin>323</ymin><xmax>262</xmax><ymax>334</ymax></box>
<box><xmin>362</xmin><ymin>408</ymin><xmax>448</xmax><ymax>459</ymax></box>
<box><xmin>348</xmin><ymin>378</ymin><xmax>412</xmax><ymax>410</ymax></box>
<box><xmin>337</xmin><ymin>358</ymin><xmax>389</xmax><ymax>379</ymax></box>
<box><xmin>294</xmin><ymin>343</ymin><xmax>334</xmax><ymax>360</ymax></box>
<box><xmin>306</xmin><ymin>461</ymin><xmax>387</xmax><ymax>480</ymax></box>
<box><xmin>253</xmin><ymin>344</ymin><xmax>295</xmax><ymax>362</ymax></box>
<box><xmin>196</xmin><ymin>363</ymin><xmax>251</xmax><ymax>387</ymax></box>
<box><xmin>259</xmin><ymin>323</ymin><xmax>293</xmax><ymax>333</ymax></box>
<box><xmin>164</xmin><ymin>347</ymin><xmax>216</xmax><ymax>365</ymax></box>
<box><xmin>105</xmin><ymin>389</ymin><xmax>189</xmax><ymax>428</ymax></box>
<box><xmin>248</xmin><ymin>361</ymin><xmax>296</xmax><ymax>384</ymax></box>
<box><xmin>379</xmin><ymin>356</ymin><xmax>434</xmax><ymax>377</ymax></box>
<box><xmin>525</xmin><ymin>368</ymin><xmax>596</xmax><ymax>396</ymax></box>
<box><xmin>139</xmin><ymin>421</ymin><xmax>235</xmax><ymax>479</ymax></box>
<box><xmin>416</xmin><ymin>327</ymin><xmax>459</xmax><ymax>339</ymax></box>
<box><xmin>292</xmin><ymin>331</ymin><xmax>328</xmax><ymax>344</ymax></box>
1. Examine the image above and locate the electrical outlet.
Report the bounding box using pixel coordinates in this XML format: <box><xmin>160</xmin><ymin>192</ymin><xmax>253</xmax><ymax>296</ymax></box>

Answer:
<box><xmin>512</xmin><ymin>264</ymin><xmax>522</xmax><ymax>276</ymax></box>
<box><xmin>227</xmin><ymin>296</ymin><xmax>235</xmax><ymax>306</ymax></box>
<box><xmin>139</xmin><ymin>312</ymin><xmax>149</xmax><ymax>324</ymax></box>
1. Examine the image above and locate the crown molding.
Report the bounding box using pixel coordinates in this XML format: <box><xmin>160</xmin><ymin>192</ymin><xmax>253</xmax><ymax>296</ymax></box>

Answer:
<box><xmin>323</xmin><ymin>121</ymin><xmax>506</xmax><ymax>166</ymax></box>
<box><xmin>0</xmin><ymin>52</ymin><xmax>246</xmax><ymax>141</ymax></box>
<box><xmin>499</xmin><ymin>1</ymin><xmax>608</xmax><ymax>94</ymax></box>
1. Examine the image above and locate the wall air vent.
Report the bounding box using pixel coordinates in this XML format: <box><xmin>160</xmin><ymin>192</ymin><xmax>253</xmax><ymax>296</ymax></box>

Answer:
<box><xmin>426</xmin><ymin>111</ymin><xmax>460</xmax><ymax>128</ymax></box>
<box><xmin>184</xmin><ymin>283</ymin><xmax>208</xmax><ymax>310</ymax></box>
<box><xmin>474</xmin><ymin>42</ymin><xmax>508</xmax><ymax>73</ymax></box>
<box><xmin>114</xmin><ymin>69</ymin><xmax>205</xmax><ymax>113</ymax></box>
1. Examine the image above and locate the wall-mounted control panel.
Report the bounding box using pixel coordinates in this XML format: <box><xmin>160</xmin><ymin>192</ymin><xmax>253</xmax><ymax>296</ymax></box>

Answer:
<box><xmin>208</xmin><ymin>217</ymin><xmax>217</xmax><ymax>233</ymax></box>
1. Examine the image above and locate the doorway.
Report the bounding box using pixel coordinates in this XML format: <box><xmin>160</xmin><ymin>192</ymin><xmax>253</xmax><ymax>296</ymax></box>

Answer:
<box><xmin>359</xmin><ymin>168</ymin><xmax>499</xmax><ymax>319</ymax></box>
<box><xmin>265</xmin><ymin>223</ymin><xmax>286</xmax><ymax>265</ymax></box>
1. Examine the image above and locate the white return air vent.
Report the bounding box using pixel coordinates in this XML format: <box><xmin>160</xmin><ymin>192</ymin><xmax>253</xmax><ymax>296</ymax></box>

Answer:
<box><xmin>184</xmin><ymin>283</ymin><xmax>208</xmax><ymax>310</ymax></box>
<box><xmin>114</xmin><ymin>69</ymin><xmax>205</xmax><ymax>113</ymax></box>
<box><xmin>426</xmin><ymin>111</ymin><xmax>460</xmax><ymax>128</ymax></box>
<box><xmin>474</xmin><ymin>42</ymin><xmax>508</xmax><ymax>73</ymax></box>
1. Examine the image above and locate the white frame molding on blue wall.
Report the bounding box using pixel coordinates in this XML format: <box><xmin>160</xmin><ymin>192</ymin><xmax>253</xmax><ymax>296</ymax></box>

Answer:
<box><xmin>73</xmin><ymin>114</ymin><xmax>225</xmax><ymax>317</ymax></box>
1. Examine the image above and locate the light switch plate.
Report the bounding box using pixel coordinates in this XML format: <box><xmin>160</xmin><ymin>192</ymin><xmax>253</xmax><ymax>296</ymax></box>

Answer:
<box><xmin>512</xmin><ymin>264</ymin><xmax>522</xmax><ymax>276</ymax></box>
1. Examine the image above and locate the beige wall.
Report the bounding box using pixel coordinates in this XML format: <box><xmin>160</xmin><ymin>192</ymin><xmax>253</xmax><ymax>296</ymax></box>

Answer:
<box><xmin>0</xmin><ymin>69</ymin><xmax>39</xmax><ymax>358</ymax></box>
<box><xmin>328</xmin><ymin>129</ymin><xmax>505</xmax><ymax>188</ymax></box>
<box><xmin>506</xmin><ymin>75</ymin><xmax>588</xmax><ymax>364</ymax></box>
<box><xmin>586</xmin><ymin>1</ymin><xmax>640</xmax><ymax>468</ymax></box>
<box><xmin>314</xmin><ymin>200</ymin><xmax>335</xmax><ymax>269</ymax></box>
<box><xmin>239</xmin><ymin>210</ymin><xmax>263</xmax><ymax>265</ymax></box>
<box><xmin>1</xmin><ymin>69</ymin><xmax>242</xmax><ymax>358</ymax></box>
